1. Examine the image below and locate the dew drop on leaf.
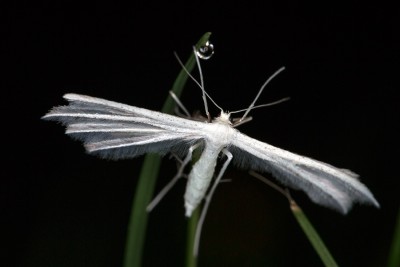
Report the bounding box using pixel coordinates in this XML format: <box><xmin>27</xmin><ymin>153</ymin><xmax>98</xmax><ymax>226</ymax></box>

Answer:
<box><xmin>196</xmin><ymin>41</ymin><xmax>214</xmax><ymax>60</ymax></box>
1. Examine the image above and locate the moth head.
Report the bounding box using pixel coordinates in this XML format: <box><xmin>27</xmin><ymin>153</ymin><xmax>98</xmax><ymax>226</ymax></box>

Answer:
<box><xmin>213</xmin><ymin>112</ymin><xmax>232</xmax><ymax>125</ymax></box>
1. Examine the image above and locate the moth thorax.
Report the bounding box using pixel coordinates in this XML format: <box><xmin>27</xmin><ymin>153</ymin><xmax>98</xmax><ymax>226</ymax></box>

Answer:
<box><xmin>213</xmin><ymin>112</ymin><xmax>231</xmax><ymax>125</ymax></box>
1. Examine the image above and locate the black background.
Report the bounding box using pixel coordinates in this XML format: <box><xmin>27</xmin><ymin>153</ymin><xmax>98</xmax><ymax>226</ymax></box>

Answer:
<box><xmin>3</xmin><ymin>2</ymin><xmax>399</xmax><ymax>267</ymax></box>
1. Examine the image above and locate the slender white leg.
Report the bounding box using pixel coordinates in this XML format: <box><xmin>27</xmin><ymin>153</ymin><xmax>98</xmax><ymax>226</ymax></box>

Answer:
<box><xmin>193</xmin><ymin>47</ymin><xmax>210</xmax><ymax>121</ymax></box>
<box><xmin>232</xmin><ymin>116</ymin><xmax>253</xmax><ymax>127</ymax></box>
<box><xmin>146</xmin><ymin>144</ymin><xmax>199</xmax><ymax>212</ymax></box>
<box><xmin>169</xmin><ymin>91</ymin><xmax>191</xmax><ymax>118</ymax></box>
<box><xmin>193</xmin><ymin>149</ymin><xmax>233</xmax><ymax>257</ymax></box>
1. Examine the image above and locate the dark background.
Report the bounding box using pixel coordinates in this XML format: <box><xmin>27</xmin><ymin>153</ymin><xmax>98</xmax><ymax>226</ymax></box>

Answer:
<box><xmin>3</xmin><ymin>2</ymin><xmax>399</xmax><ymax>267</ymax></box>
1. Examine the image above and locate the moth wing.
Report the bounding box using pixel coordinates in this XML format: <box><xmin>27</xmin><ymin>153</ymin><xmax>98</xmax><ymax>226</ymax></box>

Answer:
<box><xmin>42</xmin><ymin>93</ymin><xmax>205</xmax><ymax>159</ymax></box>
<box><xmin>231</xmin><ymin>132</ymin><xmax>379</xmax><ymax>213</ymax></box>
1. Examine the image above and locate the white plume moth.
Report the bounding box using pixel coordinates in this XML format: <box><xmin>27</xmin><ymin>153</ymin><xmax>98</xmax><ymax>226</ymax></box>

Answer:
<box><xmin>42</xmin><ymin>50</ymin><xmax>379</xmax><ymax>256</ymax></box>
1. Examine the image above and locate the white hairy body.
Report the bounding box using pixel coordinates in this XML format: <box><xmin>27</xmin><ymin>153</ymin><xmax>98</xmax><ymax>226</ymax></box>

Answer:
<box><xmin>184</xmin><ymin>115</ymin><xmax>236</xmax><ymax>216</ymax></box>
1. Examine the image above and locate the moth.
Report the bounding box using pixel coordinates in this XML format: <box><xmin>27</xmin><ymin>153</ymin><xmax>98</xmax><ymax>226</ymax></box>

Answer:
<box><xmin>42</xmin><ymin>55</ymin><xmax>379</xmax><ymax>256</ymax></box>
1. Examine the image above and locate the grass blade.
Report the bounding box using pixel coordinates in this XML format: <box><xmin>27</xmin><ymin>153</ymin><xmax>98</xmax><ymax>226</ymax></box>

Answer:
<box><xmin>290</xmin><ymin>201</ymin><xmax>339</xmax><ymax>267</ymax></box>
<box><xmin>250</xmin><ymin>171</ymin><xmax>339</xmax><ymax>267</ymax></box>
<box><xmin>186</xmin><ymin>207</ymin><xmax>200</xmax><ymax>267</ymax></box>
<box><xmin>387</xmin><ymin>207</ymin><xmax>400</xmax><ymax>267</ymax></box>
<box><xmin>122</xmin><ymin>32</ymin><xmax>212</xmax><ymax>267</ymax></box>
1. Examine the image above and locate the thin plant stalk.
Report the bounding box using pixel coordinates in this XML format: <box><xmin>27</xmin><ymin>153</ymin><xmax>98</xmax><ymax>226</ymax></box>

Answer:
<box><xmin>387</xmin><ymin>207</ymin><xmax>400</xmax><ymax>267</ymax></box>
<box><xmin>186</xmin><ymin>207</ymin><xmax>200</xmax><ymax>267</ymax></box>
<box><xmin>290</xmin><ymin>202</ymin><xmax>339</xmax><ymax>267</ymax></box>
<box><xmin>250</xmin><ymin>170</ymin><xmax>339</xmax><ymax>267</ymax></box>
<box><xmin>122</xmin><ymin>32</ymin><xmax>212</xmax><ymax>267</ymax></box>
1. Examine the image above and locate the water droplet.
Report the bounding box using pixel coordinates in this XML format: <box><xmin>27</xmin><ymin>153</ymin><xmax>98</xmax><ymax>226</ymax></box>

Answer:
<box><xmin>196</xmin><ymin>41</ymin><xmax>214</xmax><ymax>60</ymax></box>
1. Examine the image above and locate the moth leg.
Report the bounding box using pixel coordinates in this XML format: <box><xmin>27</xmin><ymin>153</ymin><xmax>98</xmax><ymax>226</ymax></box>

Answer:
<box><xmin>169</xmin><ymin>91</ymin><xmax>191</xmax><ymax>118</ymax></box>
<box><xmin>232</xmin><ymin>116</ymin><xmax>253</xmax><ymax>127</ymax></box>
<box><xmin>146</xmin><ymin>144</ymin><xmax>199</xmax><ymax>212</ymax></box>
<box><xmin>193</xmin><ymin>148</ymin><xmax>233</xmax><ymax>257</ymax></box>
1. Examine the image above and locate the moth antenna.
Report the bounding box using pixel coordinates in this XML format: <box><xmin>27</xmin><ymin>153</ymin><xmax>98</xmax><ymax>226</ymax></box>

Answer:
<box><xmin>174</xmin><ymin>51</ymin><xmax>224</xmax><ymax>120</ymax></box>
<box><xmin>174</xmin><ymin>52</ymin><xmax>204</xmax><ymax>91</ymax></box>
<box><xmin>230</xmin><ymin>97</ymin><xmax>290</xmax><ymax>115</ymax></box>
<box><xmin>239</xmin><ymin>67</ymin><xmax>286</xmax><ymax>122</ymax></box>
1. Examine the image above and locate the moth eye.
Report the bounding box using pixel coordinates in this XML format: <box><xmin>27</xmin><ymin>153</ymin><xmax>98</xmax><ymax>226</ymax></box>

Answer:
<box><xmin>196</xmin><ymin>41</ymin><xmax>214</xmax><ymax>60</ymax></box>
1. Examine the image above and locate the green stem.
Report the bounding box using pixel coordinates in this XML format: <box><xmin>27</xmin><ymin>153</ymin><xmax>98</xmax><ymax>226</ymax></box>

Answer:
<box><xmin>186</xmin><ymin>207</ymin><xmax>200</xmax><ymax>267</ymax></box>
<box><xmin>387</xmin><ymin>207</ymin><xmax>400</xmax><ymax>267</ymax></box>
<box><xmin>290</xmin><ymin>201</ymin><xmax>339</xmax><ymax>267</ymax></box>
<box><xmin>122</xmin><ymin>32</ymin><xmax>212</xmax><ymax>267</ymax></box>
